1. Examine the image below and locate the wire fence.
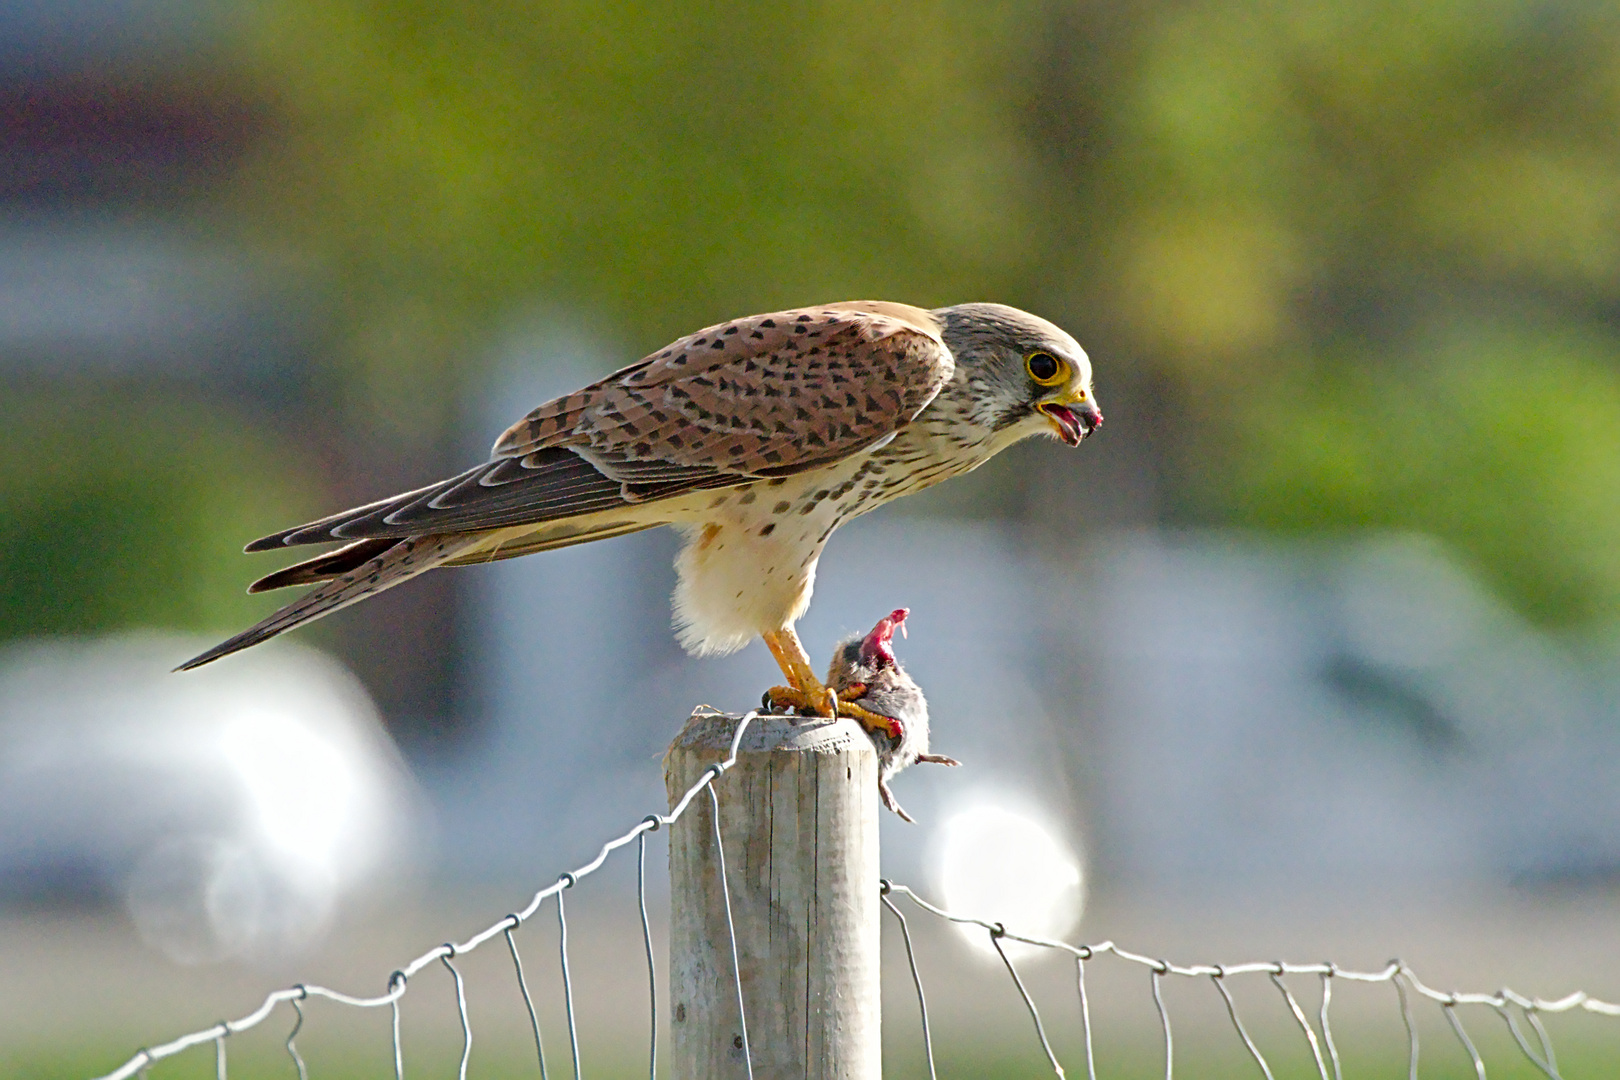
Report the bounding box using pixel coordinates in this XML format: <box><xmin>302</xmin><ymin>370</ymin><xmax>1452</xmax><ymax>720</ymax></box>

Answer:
<box><xmin>93</xmin><ymin>710</ymin><xmax>1620</xmax><ymax>1080</ymax></box>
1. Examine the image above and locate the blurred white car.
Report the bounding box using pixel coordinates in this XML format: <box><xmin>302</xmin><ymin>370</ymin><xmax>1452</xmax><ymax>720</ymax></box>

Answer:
<box><xmin>0</xmin><ymin>633</ymin><xmax>422</xmax><ymax>963</ymax></box>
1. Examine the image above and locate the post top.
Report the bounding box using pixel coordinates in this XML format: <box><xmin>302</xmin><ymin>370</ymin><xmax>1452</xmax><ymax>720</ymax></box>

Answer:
<box><xmin>668</xmin><ymin>709</ymin><xmax>878</xmax><ymax>759</ymax></box>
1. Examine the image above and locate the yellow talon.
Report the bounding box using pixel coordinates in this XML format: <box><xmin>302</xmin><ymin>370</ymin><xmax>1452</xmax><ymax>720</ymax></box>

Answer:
<box><xmin>765</xmin><ymin>684</ymin><xmax>838</xmax><ymax>717</ymax></box>
<box><xmin>836</xmin><ymin>699</ymin><xmax>902</xmax><ymax>740</ymax></box>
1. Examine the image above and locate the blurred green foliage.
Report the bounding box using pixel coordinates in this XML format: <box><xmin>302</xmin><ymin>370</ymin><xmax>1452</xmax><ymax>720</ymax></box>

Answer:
<box><xmin>1065</xmin><ymin>0</ymin><xmax>1620</xmax><ymax>365</ymax></box>
<box><xmin>1047</xmin><ymin>0</ymin><xmax>1620</xmax><ymax>626</ymax></box>
<box><xmin>0</xmin><ymin>391</ymin><xmax>312</xmax><ymax>640</ymax></box>
<box><xmin>223</xmin><ymin>0</ymin><xmax>1043</xmax><ymax>437</ymax></box>
<box><xmin>1222</xmin><ymin>322</ymin><xmax>1620</xmax><ymax>626</ymax></box>
<box><xmin>156</xmin><ymin>0</ymin><xmax>1620</xmax><ymax>629</ymax></box>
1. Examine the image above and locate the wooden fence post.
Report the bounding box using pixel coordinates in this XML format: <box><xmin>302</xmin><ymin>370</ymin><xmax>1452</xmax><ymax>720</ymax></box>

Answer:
<box><xmin>664</xmin><ymin>710</ymin><xmax>881</xmax><ymax>1079</ymax></box>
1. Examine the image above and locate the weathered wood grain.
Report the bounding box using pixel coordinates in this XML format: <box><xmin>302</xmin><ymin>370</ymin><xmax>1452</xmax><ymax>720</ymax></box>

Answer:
<box><xmin>664</xmin><ymin>711</ymin><xmax>880</xmax><ymax>1079</ymax></box>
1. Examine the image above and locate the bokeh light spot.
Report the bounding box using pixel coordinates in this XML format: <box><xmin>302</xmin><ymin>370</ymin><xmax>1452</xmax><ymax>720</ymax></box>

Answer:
<box><xmin>934</xmin><ymin>803</ymin><xmax>1083</xmax><ymax>961</ymax></box>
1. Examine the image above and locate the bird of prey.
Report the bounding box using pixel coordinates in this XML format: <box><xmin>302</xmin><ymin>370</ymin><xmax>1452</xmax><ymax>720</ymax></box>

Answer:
<box><xmin>824</xmin><ymin>608</ymin><xmax>959</xmax><ymax>822</ymax></box>
<box><xmin>180</xmin><ymin>300</ymin><xmax>1101</xmax><ymax>738</ymax></box>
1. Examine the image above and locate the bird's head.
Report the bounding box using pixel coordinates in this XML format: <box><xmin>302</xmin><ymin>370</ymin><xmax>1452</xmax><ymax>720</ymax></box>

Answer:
<box><xmin>933</xmin><ymin>303</ymin><xmax>1102</xmax><ymax>448</ymax></box>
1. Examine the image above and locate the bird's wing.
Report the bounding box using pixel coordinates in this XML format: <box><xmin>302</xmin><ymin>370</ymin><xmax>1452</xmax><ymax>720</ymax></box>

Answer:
<box><xmin>493</xmin><ymin>301</ymin><xmax>951</xmax><ymax>473</ymax></box>
<box><xmin>249</xmin><ymin>302</ymin><xmax>952</xmax><ymax>550</ymax></box>
<box><xmin>250</xmin><ymin>519</ymin><xmax>658</xmax><ymax>592</ymax></box>
<box><xmin>246</xmin><ymin>448</ymin><xmax>726</xmax><ymax>549</ymax></box>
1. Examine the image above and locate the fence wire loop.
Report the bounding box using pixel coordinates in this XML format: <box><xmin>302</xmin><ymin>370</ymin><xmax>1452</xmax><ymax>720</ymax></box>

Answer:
<box><xmin>1494</xmin><ymin>1001</ymin><xmax>1561</xmax><ymax>1080</ymax></box>
<box><xmin>1211</xmin><ymin>971</ymin><xmax>1275</xmax><ymax>1080</ymax></box>
<box><xmin>557</xmin><ymin>888</ymin><xmax>581</xmax><ymax>1080</ymax></box>
<box><xmin>638</xmin><ymin>829</ymin><xmax>658</xmax><ymax>1080</ymax></box>
<box><xmin>212</xmin><ymin>1022</ymin><xmax>228</xmax><ymax>1080</ymax></box>
<box><xmin>1151</xmin><ymin>967</ymin><xmax>1174</xmax><ymax>1080</ymax></box>
<box><xmin>1526</xmin><ymin>1008</ymin><xmax>1559</xmax><ymax>1076</ymax></box>
<box><xmin>440</xmin><ymin>951</ymin><xmax>472</xmax><ymax>1080</ymax></box>
<box><xmin>1319</xmin><ymin>963</ymin><xmax>1343</xmax><ymax>1080</ymax></box>
<box><xmin>1074</xmin><ymin>955</ymin><xmax>1097</xmax><ymax>1080</ymax></box>
<box><xmin>93</xmin><ymin>709</ymin><xmax>761</xmax><ymax>1080</ymax></box>
<box><xmin>879</xmin><ymin>879</ymin><xmax>938</xmax><ymax>1080</ymax></box>
<box><xmin>389</xmin><ymin>995</ymin><xmax>403</xmax><ymax>1080</ymax></box>
<box><xmin>1443</xmin><ymin>1000</ymin><xmax>1488</xmax><ymax>1080</ymax></box>
<box><xmin>284</xmin><ymin>988</ymin><xmax>309</xmax><ymax>1080</ymax></box>
<box><xmin>1269</xmin><ymin>967</ymin><xmax>1329</xmax><ymax>1080</ymax></box>
<box><xmin>504</xmin><ymin>922</ymin><xmax>547</xmax><ymax>1080</ymax></box>
<box><xmin>708</xmin><ymin>781</ymin><xmax>754</xmax><ymax>1080</ymax></box>
<box><xmin>989</xmin><ymin>923</ymin><xmax>1066</xmax><ymax>1078</ymax></box>
<box><xmin>1393</xmin><ymin>964</ymin><xmax>1420</xmax><ymax>1080</ymax></box>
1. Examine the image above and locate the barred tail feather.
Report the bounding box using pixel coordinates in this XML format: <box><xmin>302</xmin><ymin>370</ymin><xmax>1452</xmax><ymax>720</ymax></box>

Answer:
<box><xmin>247</xmin><ymin>537</ymin><xmax>399</xmax><ymax>593</ymax></box>
<box><xmin>176</xmin><ymin>533</ymin><xmax>481</xmax><ymax>671</ymax></box>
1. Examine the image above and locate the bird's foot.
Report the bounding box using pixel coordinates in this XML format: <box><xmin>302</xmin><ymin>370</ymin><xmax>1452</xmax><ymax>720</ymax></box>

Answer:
<box><xmin>879</xmin><ymin>778</ymin><xmax>916</xmax><ymax>823</ymax></box>
<box><xmin>838</xmin><ymin>699</ymin><xmax>903</xmax><ymax>741</ymax></box>
<box><xmin>837</xmin><ymin>683</ymin><xmax>869</xmax><ymax>702</ymax></box>
<box><xmin>915</xmin><ymin>752</ymin><xmax>961</xmax><ymax>767</ymax></box>
<box><xmin>763</xmin><ymin>683</ymin><xmax>838</xmax><ymax>718</ymax></box>
<box><xmin>768</xmin><ymin>683</ymin><xmax>902</xmax><ymax>739</ymax></box>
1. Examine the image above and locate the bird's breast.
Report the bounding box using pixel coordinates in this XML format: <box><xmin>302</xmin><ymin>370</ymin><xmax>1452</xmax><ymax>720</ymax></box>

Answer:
<box><xmin>665</xmin><ymin>427</ymin><xmax>992</xmax><ymax>656</ymax></box>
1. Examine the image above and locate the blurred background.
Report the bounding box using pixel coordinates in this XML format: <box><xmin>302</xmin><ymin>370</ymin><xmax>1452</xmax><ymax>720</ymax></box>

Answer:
<box><xmin>6</xmin><ymin>0</ymin><xmax>1620</xmax><ymax>1075</ymax></box>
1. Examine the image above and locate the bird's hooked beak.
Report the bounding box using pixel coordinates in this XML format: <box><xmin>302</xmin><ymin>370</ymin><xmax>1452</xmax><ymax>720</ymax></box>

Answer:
<box><xmin>1038</xmin><ymin>389</ymin><xmax>1103</xmax><ymax>447</ymax></box>
<box><xmin>859</xmin><ymin>608</ymin><xmax>909</xmax><ymax>667</ymax></box>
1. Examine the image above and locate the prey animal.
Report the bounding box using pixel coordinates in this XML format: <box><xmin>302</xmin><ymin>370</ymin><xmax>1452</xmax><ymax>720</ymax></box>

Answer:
<box><xmin>181</xmin><ymin>301</ymin><xmax>1101</xmax><ymax>744</ymax></box>
<box><xmin>823</xmin><ymin>608</ymin><xmax>958</xmax><ymax>822</ymax></box>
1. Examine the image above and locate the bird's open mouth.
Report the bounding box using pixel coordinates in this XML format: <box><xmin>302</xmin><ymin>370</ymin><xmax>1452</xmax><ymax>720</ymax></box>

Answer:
<box><xmin>1039</xmin><ymin>402</ymin><xmax>1103</xmax><ymax>446</ymax></box>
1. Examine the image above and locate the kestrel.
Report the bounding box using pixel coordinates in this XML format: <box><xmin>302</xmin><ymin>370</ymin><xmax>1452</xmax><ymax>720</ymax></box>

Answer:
<box><xmin>825</xmin><ymin>608</ymin><xmax>959</xmax><ymax>822</ymax></box>
<box><xmin>180</xmin><ymin>301</ymin><xmax>1101</xmax><ymax>737</ymax></box>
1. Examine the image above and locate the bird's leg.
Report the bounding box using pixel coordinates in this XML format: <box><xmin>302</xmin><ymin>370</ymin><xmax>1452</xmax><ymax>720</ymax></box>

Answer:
<box><xmin>915</xmin><ymin>753</ymin><xmax>962</xmax><ymax>767</ymax></box>
<box><xmin>762</xmin><ymin>626</ymin><xmax>838</xmax><ymax>717</ymax></box>
<box><xmin>830</xmin><ymin>679</ymin><xmax>902</xmax><ymax>738</ymax></box>
<box><xmin>838</xmin><ymin>701</ymin><xmax>902</xmax><ymax>740</ymax></box>
<box><xmin>761</xmin><ymin>626</ymin><xmax>902</xmax><ymax>738</ymax></box>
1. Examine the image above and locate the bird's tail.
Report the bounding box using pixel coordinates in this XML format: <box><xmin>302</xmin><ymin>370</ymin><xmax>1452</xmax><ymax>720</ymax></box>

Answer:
<box><xmin>176</xmin><ymin>532</ymin><xmax>483</xmax><ymax>671</ymax></box>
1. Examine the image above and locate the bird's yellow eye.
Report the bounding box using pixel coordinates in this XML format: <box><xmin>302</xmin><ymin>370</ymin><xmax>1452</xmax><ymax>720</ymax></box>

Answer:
<box><xmin>1026</xmin><ymin>351</ymin><xmax>1066</xmax><ymax>386</ymax></box>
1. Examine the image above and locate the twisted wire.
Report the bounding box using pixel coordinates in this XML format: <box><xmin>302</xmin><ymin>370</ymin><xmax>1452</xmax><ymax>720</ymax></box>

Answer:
<box><xmin>1443</xmin><ymin>998</ymin><xmax>1487</xmax><ymax>1079</ymax></box>
<box><xmin>1268</xmin><ymin>968</ymin><xmax>1328</xmax><ymax>1080</ymax></box>
<box><xmin>440</xmin><ymin>950</ymin><xmax>472</xmax><ymax>1080</ymax></box>
<box><xmin>1318</xmin><ymin>968</ymin><xmax>1342</xmax><ymax>1080</ymax></box>
<box><xmin>638</xmin><ymin>824</ymin><xmax>659</xmax><ymax>1080</ymax></box>
<box><xmin>1526</xmin><ymin>1008</ymin><xmax>1559</xmax><ymax>1076</ymax></box>
<box><xmin>708</xmin><ymin>780</ymin><xmax>754</xmax><ymax>1080</ymax></box>
<box><xmin>989</xmin><ymin>923</ymin><xmax>1066</xmax><ymax>1077</ymax></box>
<box><xmin>1151</xmin><ymin>967</ymin><xmax>1173</xmax><ymax>1080</ymax></box>
<box><xmin>90</xmin><ymin>709</ymin><xmax>760</xmax><ymax>1080</ymax></box>
<box><xmin>1074</xmin><ymin>954</ymin><xmax>1097</xmax><ymax>1080</ymax></box>
<box><xmin>556</xmin><ymin>881</ymin><xmax>581</xmax><ymax>1080</ymax></box>
<box><xmin>882</xmin><ymin>882</ymin><xmax>1620</xmax><ymax>1080</ymax></box>
<box><xmin>505</xmin><ymin>920</ymin><xmax>548</xmax><ymax>1080</ymax></box>
<box><xmin>879</xmin><ymin>881</ymin><xmax>937</xmax><ymax>1080</ymax></box>
<box><xmin>1493</xmin><ymin>1000</ymin><xmax>1560</xmax><ymax>1079</ymax></box>
<box><xmin>284</xmin><ymin>989</ymin><xmax>309</xmax><ymax>1080</ymax></box>
<box><xmin>1394</xmin><ymin>967</ymin><xmax>1419</xmax><ymax>1080</ymax></box>
<box><xmin>389</xmin><ymin>972</ymin><xmax>404</xmax><ymax>1080</ymax></box>
<box><xmin>1211</xmin><ymin>969</ymin><xmax>1273</xmax><ymax>1080</ymax></box>
<box><xmin>87</xmin><ymin>703</ymin><xmax>1620</xmax><ymax>1080</ymax></box>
